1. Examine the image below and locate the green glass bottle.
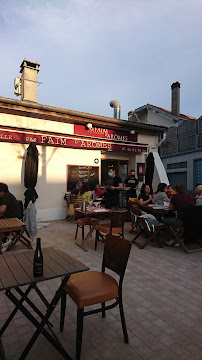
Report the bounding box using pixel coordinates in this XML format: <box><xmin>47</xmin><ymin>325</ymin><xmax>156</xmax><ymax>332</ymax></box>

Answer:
<box><xmin>33</xmin><ymin>238</ymin><xmax>43</xmax><ymax>277</ymax></box>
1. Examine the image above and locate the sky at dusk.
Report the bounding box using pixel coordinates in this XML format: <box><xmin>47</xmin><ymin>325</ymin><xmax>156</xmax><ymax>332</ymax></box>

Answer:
<box><xmin>1</xmin><ymin>0</ymin><xmax>202</xmax><ymax>120</ymax></box>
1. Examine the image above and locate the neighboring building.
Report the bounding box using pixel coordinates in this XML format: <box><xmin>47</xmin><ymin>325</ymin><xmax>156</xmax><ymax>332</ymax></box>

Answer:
<box><xmin>129</xmin><ymin>81</ymin><xmax>201</xmax><ymax>193</ymax></box>
<box><xmin>129</xmin><ymin>82</ymin><xmax>196</xmax><ymax>128</ymax></box>
<box><xmin>0</xmin><ymin>59</ymin><xmax>167</xmax><ymax>221</ymax></box>
<box><xmin>161</xmin><ymin>118</ymin><xmax>202</xmax><ymax>192</ymax></box>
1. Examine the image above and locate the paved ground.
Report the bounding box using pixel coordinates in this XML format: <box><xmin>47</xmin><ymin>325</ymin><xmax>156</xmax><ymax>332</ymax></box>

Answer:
<box><xmin>1</xmin><ymin>219</ymin><xmax>202</xmax><ymax>360</ymax></box>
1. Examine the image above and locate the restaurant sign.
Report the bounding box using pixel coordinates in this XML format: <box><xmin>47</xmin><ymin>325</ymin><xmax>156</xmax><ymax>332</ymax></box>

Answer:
<box><xmin>0</xmin><ymin>127</ymin><xmax>146</xmax><ymax>152</ymax></box>
<box><xmin>74</xmin><ymin>124</ymin><xmax>138</xmax><ymax>142</ymax></box>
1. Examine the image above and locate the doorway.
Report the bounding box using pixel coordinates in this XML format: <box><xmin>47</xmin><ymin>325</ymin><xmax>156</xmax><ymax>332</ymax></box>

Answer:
<box><xmin>101</xmin><ymin>159</ymin><xmax>128</xmax><ymax>185</ymax></box>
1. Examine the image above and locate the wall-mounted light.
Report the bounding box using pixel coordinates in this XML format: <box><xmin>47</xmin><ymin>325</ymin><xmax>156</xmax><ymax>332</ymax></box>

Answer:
<box><xmin>85</xmin><ymin>123</ymin><xmax>93</xmax><ymax>130</ymax></box>
<box><xmin>130</xmin><ymin>129</ymin><xmax>135</xmax><ymax>134</ymax></box>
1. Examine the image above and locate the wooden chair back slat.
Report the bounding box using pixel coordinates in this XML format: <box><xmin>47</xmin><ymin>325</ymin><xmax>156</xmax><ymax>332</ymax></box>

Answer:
<box><xmin>103</xmin><ymin>234</ymin><xmax>132</xmax><ymax>277</ymax></box>
<box><xmin>110</xmin><ymin>210</ymin><xmax>127</xmax><ymax>229</ymax></box>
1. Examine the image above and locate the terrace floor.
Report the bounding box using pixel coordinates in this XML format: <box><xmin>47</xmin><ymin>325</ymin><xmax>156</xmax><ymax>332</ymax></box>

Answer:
<box><xmin>1</xmin><ymin>219</ymin><xmax>202</xmax><ymax>360</ymax></box>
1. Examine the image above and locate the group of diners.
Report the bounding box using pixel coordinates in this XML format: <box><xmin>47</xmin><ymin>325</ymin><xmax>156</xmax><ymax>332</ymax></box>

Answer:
<box><xmin>70</xmin><ymin>166</ymin><xmax>139</xmax><ymax>210</ymax></box>
<box><xmin>138</xmin><ymin>181</ymin><xmax>202</xmax><ymax>208</ymax></box>
<box><xmin>138</xmin><ymin>181</ymin><xmax>202</xmax><ymax>245</ymax></box>
<box><xmin>138</xmin><ymin>182</ymin><xmax>174</xmax><ymax>207</ymax></box>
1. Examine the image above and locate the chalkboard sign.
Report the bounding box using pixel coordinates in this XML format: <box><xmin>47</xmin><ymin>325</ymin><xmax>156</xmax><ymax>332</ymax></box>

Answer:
<box><xmin>67</xmin><ymin>165</ymin><xmax>99</xmax><ymax>191</ymax></box>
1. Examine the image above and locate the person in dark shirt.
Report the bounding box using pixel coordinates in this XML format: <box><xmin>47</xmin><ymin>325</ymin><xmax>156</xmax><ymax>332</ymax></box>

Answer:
<box><xmin>162</xmin><ymin>182</ymin><xmax>195</xmax><ymax>243</ymax></box>
<box><xmin>124</xmin><ymin>170</ymin><xmax>139</xmax><ymax>199</ymax></box>
<box><xmin>71</xmin><ymin>181</ymin><xmax>83</xmax><ymax>196</ymax></box>
<box><xmin>105</xmin><ymin>167</ymin><xmax>123</xmax><ymax>210</ymax></box>
<box><xmin>0</xmin><ymin>182</ymin><xmax>21</xmax><ymax>251</ymax></box>
<box><xmin>138</xmin><ymin>183</ymin><xmax>155</xmax><ymax>206</ymax></box>
<box><xmin>0</xmin><ymin>183</ymin><xmax>21</xmax><ymax>219</ymax></box>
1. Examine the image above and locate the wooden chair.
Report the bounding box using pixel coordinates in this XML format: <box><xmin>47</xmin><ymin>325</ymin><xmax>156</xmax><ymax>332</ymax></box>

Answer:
<box><xmin>132</xmin><ymin>204</ymin><xmax>163</xmax><ymax>249</ymax></box>
<box><xmin>94</xmin><ymin>210</ymin><xmax>127</xmax><ymax>250</ymax></box>
<box><xmin>75</xmin><ymin>217</ymin><xmax>97</xmax><ymax>241</ymax></box>
<box><xmin>60</xmin><ymin>234</ymin><xmax>132</xmax><ymax>360</ymax></box>
<box><xmin>8</xmin><ymin>201</ymin><xmax>32</xmax><ymax>251</ymax></box>
<box><xmin>129</xmin><ymin>201</ymin><xmax>139</xmax><ymax>233</ymax></box>
<box><xmin>64</xmin><ymin>193</ymin><xmax>70</xmax><ymax>220</ymax></box>
<box><xmin>68</xmin><ymin>194</ymin><xmax>80</xmax><ymax>222</ymax></box>
<box><xmin>169</xmin><ymin>206</ymin><xmax>202</xmax><ymax>253</ymax></box>
<box><xmin>169</xmin><ymin>224</ymin><xmax>202</xmax><ymax>253</ymax></box>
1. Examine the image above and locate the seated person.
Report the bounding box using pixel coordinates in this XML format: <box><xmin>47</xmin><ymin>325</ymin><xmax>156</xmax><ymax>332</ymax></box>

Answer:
<box><xmin>77</xmin><ymin>183</ymin><xmax>90</xmax><ymax>203</ymax></box>
<box><xmin>94</xmin><ymin>184</ymin><xmax>104</xmax><ymax>198</ymax></box>
<box><xmin>0</xmin><ymin>183</ymin><xmax>21</xmax><ymax>219</ymax></box>
<box><xmin>195</xmin><ymin>185</ymin><xmax>202</xmax><ymax>206</ymax></box>
<box><xmin>0</xmin><ymin>182</ymin><xmax>21</xmax><ymax>251</ymax></box>
<box><xmin>71</xmin><ymin>181</ymin><xmax>83</xmax><ymax>196</ymax></box>
<box><xmin>162</xmin><ymin>182</ymin><xmax>195</xmax><ymax>244</ymax></box>
<box><xmin>138</xmin><ymin>184</ymin><xmax>155</xmax><ymax>206</ymax></box>
<box><xmin>165</xmin><ymin>184</ymin><xmax>175</xmax><ymax>199</ymax></box>
<box><xmin>153</xmin><ymin>183</ymin><xmax>170</xmax><ymax>205</ymax></box>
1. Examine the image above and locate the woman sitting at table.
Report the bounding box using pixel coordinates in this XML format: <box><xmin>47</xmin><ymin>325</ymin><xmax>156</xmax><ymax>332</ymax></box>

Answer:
<box><xmin>77</xmin><ymin>183</ymin><xmax>90</xmax><ymax>203</ymax></box>
<box><xmin>165</xmin><ymin>184</ymin><xmax>175</xmax><ymax>199</ymax></box>
<box><xmin>153</xmin><ymin>183</ymin><xmax>170</xmax><ymax>205</ymax></box>
<box><xmin>138</xmin><ymin>184</ymin><xmax>155</xmax><ymax>206</ymax></box>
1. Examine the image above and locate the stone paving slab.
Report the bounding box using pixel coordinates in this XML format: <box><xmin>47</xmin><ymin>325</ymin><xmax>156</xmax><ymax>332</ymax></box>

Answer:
<box><xmin>1</xmin><ymin>219</ymin><xmax>202</xmax><ymax>359</ymax></box>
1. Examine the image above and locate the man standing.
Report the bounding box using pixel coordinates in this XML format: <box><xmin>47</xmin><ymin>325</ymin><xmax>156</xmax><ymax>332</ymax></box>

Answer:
<box><xmin>105</xmin><ymin>167</ymin><xmax>123</xmax><ymax>210</ymax></box>
<box><xmin>124</xmin><ymin>169</ymin><xmax>138</xmax><ymax>200</ymax></box>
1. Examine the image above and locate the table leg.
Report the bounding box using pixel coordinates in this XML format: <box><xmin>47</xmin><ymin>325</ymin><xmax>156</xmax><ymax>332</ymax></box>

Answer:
<box><xmin>1</xmin><ymin>275</ymin><xmax>73</xmax><ymax>360</ymax></box>
<box><xmin>7</xmin><ymin>228</ymin><xmax>32</xmax><ymax>251</ymax></box>
<box><xmin>0</xmin><ymin>285</ymin><xmax>33</xmax><ymax>337</ymax></box>
<box><xmin>0</xmin><ymin>233</ymin><xmax>4</xmax><ymax>255</ymax></box>
<box><xmin>75</xmin><ymin>215</ymin><xmax>102</xmax><ymax>251</ymax></box>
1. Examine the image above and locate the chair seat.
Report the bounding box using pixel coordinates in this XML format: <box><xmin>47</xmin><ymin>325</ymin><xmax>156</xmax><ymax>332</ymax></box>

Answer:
<box><xmin>77</xmin><ymin>217</ymin><xmax>96</xmax><ymax>226</ymax></box>
<box><xmin>95</xmin><ymin>223</ymin><xmax>122</xmax><ymax>234</ymax></box>
<box><xmin>64</xmin><ymin>271</ymin><xmax>118</xmax><ymax>308</ymax></box>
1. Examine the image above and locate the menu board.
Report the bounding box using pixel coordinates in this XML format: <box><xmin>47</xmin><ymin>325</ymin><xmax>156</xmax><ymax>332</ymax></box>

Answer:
<box><xmin>67</xmin><ymin>165</ymin><xmax>99</xmax><ymax>191</ymax></box>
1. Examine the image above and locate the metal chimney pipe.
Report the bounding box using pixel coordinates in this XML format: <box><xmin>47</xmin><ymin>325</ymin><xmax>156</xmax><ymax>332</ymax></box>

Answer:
<box><xmin>171</xmin><ymin>81</ymin><xmax>180</xmax><ymax>116</ymax></box>
<box><xmin>110</xmin><ymin>100</ymin><xmax>121</xmax><ymax>119</ymax></box>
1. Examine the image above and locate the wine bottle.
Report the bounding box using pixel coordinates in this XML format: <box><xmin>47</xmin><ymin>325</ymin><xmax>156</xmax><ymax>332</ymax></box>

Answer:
<box><xmin>33</xmin><ymin>238</ymin><xmax>43</xmax><ymax>277</ymax></box>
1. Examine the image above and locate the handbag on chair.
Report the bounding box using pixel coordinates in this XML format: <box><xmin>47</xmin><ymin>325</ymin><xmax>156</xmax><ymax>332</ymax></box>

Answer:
<box><xmin>68</xmin><ymin>203</ymin><xmax>75</xmax><ymax>217</ymax></box>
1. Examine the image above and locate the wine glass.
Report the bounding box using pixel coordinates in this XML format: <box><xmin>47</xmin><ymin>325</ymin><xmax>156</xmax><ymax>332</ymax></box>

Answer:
<box><xmin>88</xmin><ymin>200</ymin><xmax>93</xmax><ymax>207</ymax></box>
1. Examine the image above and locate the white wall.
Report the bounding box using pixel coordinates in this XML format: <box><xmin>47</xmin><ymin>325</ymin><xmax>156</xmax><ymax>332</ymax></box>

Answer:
<box><xmin>147</xmin><ymin>109</ymin><xmax>175</xmax><ymax>128</ymax></box>
<box><xmin>152</xmin><ymin>152</ymin><xmax>169</xmax><ymax>192</ymax></box>
<box><xmin>0</xmin><ymin>113</ymin><xmax>74</xmax><ymax>135</ymax></box>
<box><xmin>0</xmin><ymin>141</ymin><xmax>101</xmax><ymax>221</ymax></box>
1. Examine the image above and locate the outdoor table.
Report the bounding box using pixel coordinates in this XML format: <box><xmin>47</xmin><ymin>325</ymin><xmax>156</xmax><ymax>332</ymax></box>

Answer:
<box><xmin>0</xmin><ymin>217</ymin><xmax>32</xmax><ymax>255</ymax></box>
<box><xmin>0</xmin><ymin>246</ymin><xmax>88</xmax><ymax>359</ymax></box>
<box><xmin>75</xmin><ymin>207</ymin><xmax>111</xmax><ymax>251</ymax></box>
<box><xmin>141</xmin><ymin>204</ymin><xmax>169</xmax><ymax>221</ymax></box>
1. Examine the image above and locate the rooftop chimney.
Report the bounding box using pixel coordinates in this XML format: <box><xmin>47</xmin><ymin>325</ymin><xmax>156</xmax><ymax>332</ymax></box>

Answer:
<box><xmin>109</xmin><ymin>100</ymin><xmax>121</xmax><ymax>119</ymax></box>
<box><xmin>20</xmin><ymin>58</ymin><xmax>40</xmax><ymax>102</ymax></box>
<box><xmin>171</xmin><ymin>81</ymin><xmax>180</xmax><ymax>116</ymax></box>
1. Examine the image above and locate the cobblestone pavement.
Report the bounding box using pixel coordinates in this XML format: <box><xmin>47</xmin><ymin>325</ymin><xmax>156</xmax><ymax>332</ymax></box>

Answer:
<box><xmin>1</xmin><ymin>219</ymin><xmax>202</xmax><ymax>360</ymax></box>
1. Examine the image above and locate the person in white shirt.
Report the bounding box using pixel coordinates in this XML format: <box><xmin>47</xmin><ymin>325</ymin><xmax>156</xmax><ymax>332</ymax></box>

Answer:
<box><xmin>153</xmin><ymin>183</ymin><xmax>170</xmax><ymax>206</ymax></box>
